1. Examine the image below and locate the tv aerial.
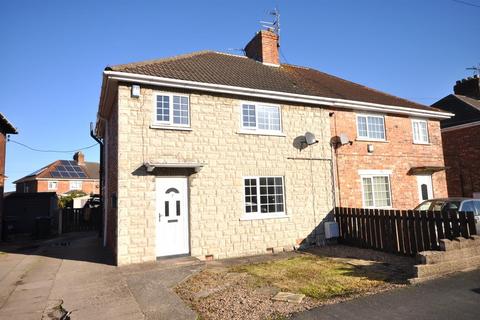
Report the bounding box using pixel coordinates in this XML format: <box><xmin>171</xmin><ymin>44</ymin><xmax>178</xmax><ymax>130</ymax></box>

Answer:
<box><xmin>260</xmin><ymin>7</ymin><xmax>280</xmax><ymax>36</ymax></box>
<box><xmin>466</xmin><ymin>63</ymin><xmax>480</xmax><ymax>77</ymax></box>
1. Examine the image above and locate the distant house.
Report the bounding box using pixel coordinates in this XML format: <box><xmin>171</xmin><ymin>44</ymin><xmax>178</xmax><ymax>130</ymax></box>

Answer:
<box><xmin>432</xmin><ymin>75</ymin><xmax>480</xmax><ymax>198</ymax></box>
<box><xmin>0</xmin><ymin>113</ymin><xmax>18</xmax><ymax>239</ymax></box>
<box><xmin>14</xmin><ymin>151</ymin><xmax>100</xmax><ymax>195</ymax></box>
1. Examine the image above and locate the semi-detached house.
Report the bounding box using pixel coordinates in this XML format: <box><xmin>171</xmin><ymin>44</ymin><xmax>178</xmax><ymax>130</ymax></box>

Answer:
<box><xmin>95</xmin><ymin>30</ymin><xmax>453</xmax><ymax>266</ymax></box>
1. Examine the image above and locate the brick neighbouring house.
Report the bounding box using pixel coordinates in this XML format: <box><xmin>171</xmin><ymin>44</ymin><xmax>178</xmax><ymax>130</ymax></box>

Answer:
<box><xmin>432</xmin><ymin>76</ymin><xmax>480</xmax><ymax>198</ymax></box>
<box><xmin>94</xmin><ymin>29</ymin><xmax>452</xmax><ymax>266</ymax></box>
<box><xmin>0</xmin><ymin>113</ymin><xmax>18</xmax><ymax>240</ymax></box>
<box><xmin>13</xmin><ymin>151</ymin><xmax>100</xmax><ymax>195</ymax></box>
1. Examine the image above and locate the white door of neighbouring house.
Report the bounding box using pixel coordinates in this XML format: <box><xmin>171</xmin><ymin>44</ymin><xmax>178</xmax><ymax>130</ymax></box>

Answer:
<box><xmin>156</xmin><ymin>177</ymin><xmax>189</xmax><ymax>257</ymax></box>
<box><xmin>416</xmin><ymin>175</ymin><xmax>433</xmax><ymax>202</ymax></box>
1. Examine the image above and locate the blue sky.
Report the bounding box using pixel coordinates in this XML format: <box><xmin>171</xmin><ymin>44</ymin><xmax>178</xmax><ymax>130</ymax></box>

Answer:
<box><xmin>1</xmin><ymin>0</ymin><xmax>478</xmax><ymax>191</ymax></box>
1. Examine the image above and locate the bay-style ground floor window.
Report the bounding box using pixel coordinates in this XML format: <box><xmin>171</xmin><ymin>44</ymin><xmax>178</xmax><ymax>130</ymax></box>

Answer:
<box><xmin>243</xmin><ymin>176</ymin><xmax>285</xmax><ymax>219</ymax></box>
<box><xmin>359</xmin><ymin>170</ymin><xmax>392</xmax><ymax>208</ymax></box>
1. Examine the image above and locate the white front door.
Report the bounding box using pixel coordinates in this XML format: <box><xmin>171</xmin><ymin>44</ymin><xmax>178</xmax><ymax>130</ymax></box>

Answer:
<box><xmin>416</xmin><ymin>175</ymin><xmax>433</xmax><ymax>202</ymax></box>
<box><xmin>156</xmin><ymin>177</ymin><xmax>189</xmax><ymax>257</ymax></box>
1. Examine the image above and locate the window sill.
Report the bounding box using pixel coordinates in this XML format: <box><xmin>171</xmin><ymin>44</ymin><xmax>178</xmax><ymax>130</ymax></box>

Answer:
<box><xmin>237</xmin><ymin>130</ymin><xmax>286</xmax><ymax>137</ymax></box>
<box><xmin>413</xmin><ymin>142</ymin><xmax>430</xmax><ymax>145</ymax></box>
<box><xmin>356</xmin><ymin>138</ymin><xmax>389</xmax><ymax>143</ymax></box>
<box><xmin>150</xmin><ymin>124</ymin><xmax>192</xmax><ymax>131</ymax></box>
<box><xmin>239</xmin><ymin>214</ymin><xmax>289</xmax><ymax>221</ymax></box>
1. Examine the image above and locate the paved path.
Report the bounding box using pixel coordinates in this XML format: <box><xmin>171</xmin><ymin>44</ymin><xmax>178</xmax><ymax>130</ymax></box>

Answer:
<box><xmin>294</xmin><ymin>269</ymin><xmax>480</xmax><ymax>320</ymax></box>
<box><xmin>0</xmin><ymin>233</ymin><xmax>201</xmax><ymax>320</ymax></box>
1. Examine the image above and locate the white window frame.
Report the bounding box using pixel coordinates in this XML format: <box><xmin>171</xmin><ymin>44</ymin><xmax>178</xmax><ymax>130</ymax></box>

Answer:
<box><xmin>411</xmin><ymin>118</ymin><xmax>429</xmax><ymax>144</ymax></box>
<box><xmin>48</xmin><ymin>181</ymin><xmax>58</xmax><ymax>190</ymax></box>
<box><xmin>152</xmin><ymin>92</ymin><xmax>191</xmax><ymax>129</ymax></box>
<box><xmin>69</xmin><ymin>180</ymin><xmax>83</xmax><ymax>191</ymax></box>
<box><xmin>242</xmin><ymin>176</ymin><xmax>287</xmax><ymax>220</ymax></box>
<box><xmin>24</xmin><ymin>184</ymin><xmax>30</xmax><ymax>193</ymax></box>
<box><xmin>359</xmin><ymin>170</ymin><xmax>393</xmax><ymax>208</ymax></box>
<box><xmin>356</xmin><ymin>114</ymin><xmax>386</xmax><ymax>141</ymax></box>
<box><xmin>239</xmin><ymin>102</ymin><xmax>283</xmax><ymax>135</ymax></box>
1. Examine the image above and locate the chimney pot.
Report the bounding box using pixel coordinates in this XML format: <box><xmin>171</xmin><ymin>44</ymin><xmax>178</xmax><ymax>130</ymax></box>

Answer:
<box><xmin>73</xmin><ymin>151</ymin><xmax>85</xmax><ymax>166</ymax></box>
<box><xmin>244</xmin><ymin>30</ymin><xmax>280</xmax><ymax>66</ymax></box>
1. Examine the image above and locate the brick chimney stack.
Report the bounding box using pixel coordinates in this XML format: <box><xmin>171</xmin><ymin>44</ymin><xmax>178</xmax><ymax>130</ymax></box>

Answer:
<box><xmin>244</xmin><ymin>30</ymin><xmax>280</xmax><ymax>66</ymax></box>
<box><xmin>73</xmin><ymin>151</ymin><xmax>85</xmax><ymax>166</ymax></box>
<box><xmin>454</xmin><ymin>75</ymin><xmax>480</xmax><ymax>99</ymax></box>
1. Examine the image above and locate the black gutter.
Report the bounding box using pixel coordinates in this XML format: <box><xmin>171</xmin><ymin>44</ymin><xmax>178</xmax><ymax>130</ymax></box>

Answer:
<box><xmin>90</xmin><ymin>122</ymin><xmax>104</xmax><ymax>238</ymax></box>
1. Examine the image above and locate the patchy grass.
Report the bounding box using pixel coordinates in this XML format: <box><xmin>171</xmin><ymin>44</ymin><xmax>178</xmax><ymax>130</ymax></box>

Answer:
<box><xmin>231</xmin><ymin>255</ymin><xmax>386</xmax><ymax>300</ymax></box>
<box><xmin>176</xmin><ymin>252</ymin><xmax>407</xmax><ymax>320</ymax></box>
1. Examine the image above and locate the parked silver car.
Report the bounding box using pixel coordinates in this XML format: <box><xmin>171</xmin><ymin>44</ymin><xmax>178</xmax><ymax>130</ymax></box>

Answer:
<box><xmin>414</xmin><ymin>197</ymin><xmax>480</xmax><ymax>234</ymax></box>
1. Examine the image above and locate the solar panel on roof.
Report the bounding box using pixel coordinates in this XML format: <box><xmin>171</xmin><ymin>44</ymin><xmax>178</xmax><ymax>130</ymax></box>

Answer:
<box><xmin>50</xmin><ymin>160</ymin><xmax>89</xmax><ymax>179</ymax></box>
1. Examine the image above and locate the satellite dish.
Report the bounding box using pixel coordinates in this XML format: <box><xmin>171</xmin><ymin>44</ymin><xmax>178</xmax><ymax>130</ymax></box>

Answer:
<box><xmin>305</xmin><ymin>132</ymin><xmax>318</xmax><ymax>145</ymax></box>
<box><xmin>340</xmin><ymin>133</ymin><xmax>350</xmax><ymax>145</ymax></box>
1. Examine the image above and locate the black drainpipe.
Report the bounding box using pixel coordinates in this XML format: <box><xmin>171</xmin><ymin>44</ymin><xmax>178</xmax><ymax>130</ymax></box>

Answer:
<box><xmin>90</xmin><ymin>122</ymin><xmax>104</xmax><ymax>238</ymax></box>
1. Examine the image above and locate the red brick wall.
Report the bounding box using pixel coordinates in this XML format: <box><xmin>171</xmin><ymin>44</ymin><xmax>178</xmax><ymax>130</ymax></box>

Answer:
<box><xmin>244</xmin><ymin>30</ymin><xmax>279</xmax><ymax>65</ymax></box>
<box><xmin>16</xmin><ymin>180</ymin><xmax>99</xmax><ymax>195</ymax></box>
<box><xmin>330</xmin><ymin>109</ymin><xmax>448</xmax><ymax>209</ymax></box>
<box><xmin>442</xmin><ymin>124</ymin><xmax>480</xmax><ymax>197</ymax></box>
<box><xmin>36</xmin><ymin>180</ymin><xmax>99</xmax><ymax>194</ymax></box>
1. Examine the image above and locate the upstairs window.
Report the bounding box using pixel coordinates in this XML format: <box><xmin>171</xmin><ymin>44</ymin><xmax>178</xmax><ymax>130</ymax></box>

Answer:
<box><xmin>412</xmin><ymin>119</ymin><xmax>429</xmax><ymax>144</ymax></box>
<box><xmin>48</xmin><ymin>181</ymin><xmax>58</xmax><ymax>190</ymax></box>
<box><xmin>69</xmin><ymin>181</ymin><xmax>82</xmax><ymax>191</ymax></box>
<box><xmin>154</xmin><ymin>93</ymin><xmax>190</xmax><ymax>127</ymax></box>
<box><xmin>357</xmin><ymin>114</ymin><xmax>386</xmax><ymax>140</ymax></box>
<box><xmin>241</xmin><ymin>103</ymin><xmax>281</xmax><ymax>133</ymax></box>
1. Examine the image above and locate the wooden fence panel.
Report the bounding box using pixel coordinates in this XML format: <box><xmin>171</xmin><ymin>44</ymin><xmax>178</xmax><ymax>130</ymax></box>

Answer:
<box><xmin>334</xmin><ymin>207</ymin><xmax>477</xmax><ymax>256</ymax></box>
<box><xmin>427</xmin><ymin>211</ymin><xmax>438</xmax><ymax>249</ymax></box>
<box><xmin>450</xmin><ymin>210</ymin><xmax>460</xmax><ymax>238</ymax></box>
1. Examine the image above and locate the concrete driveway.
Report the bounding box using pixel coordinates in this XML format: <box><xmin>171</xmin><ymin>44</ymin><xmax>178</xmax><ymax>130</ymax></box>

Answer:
<box><xmin>293</xmin><ymin>269</ymin><xmax>480</xmax><ymax>320</ymax></box>
<box><xmin>0</xmin><ymin>232</ymin><xmax>202</xmax><ymax>320</ymax></box>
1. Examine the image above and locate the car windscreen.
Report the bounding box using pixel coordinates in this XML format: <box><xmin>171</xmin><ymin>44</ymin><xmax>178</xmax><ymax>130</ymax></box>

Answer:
<box><xmin>415</xmin><ymin>200</ymin><xmax>434</xmax><ymax>211</ymax></box>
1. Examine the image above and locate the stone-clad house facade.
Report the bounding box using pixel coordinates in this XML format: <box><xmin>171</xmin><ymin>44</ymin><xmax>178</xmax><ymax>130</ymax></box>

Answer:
<box><xmin>95</xmin><ymin>30</ymin><xmax>452</xmax><ymax>265</ymax></box>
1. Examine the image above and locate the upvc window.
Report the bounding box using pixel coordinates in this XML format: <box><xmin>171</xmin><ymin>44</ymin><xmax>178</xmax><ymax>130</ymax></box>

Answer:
<box><xmin>48</xmin><ymin>181</ymin><xmax>58</xmax><ymax>190</ymax></box>
<box><xmin>243</xmin><ymin>176</ymin><xmax>285</xmax><ymax>218</ymax></box>
<box><xmin>357</xmin><ymin>114</ymin><xmax>386</xmax><ymax>140</ymax></box>
<box><xmin>361</xmin><ymin>175</ymin><xmax>392</xmax><ymax>208</ymax></box>
<box><xmin>412</xmin><ymin>119</ymin><xmax>429</xmax><ymax>144</ymax></box>
<box><xmin>241</xmin><ymin>103</ymin><xmax>281</xmax><ymax>133</ymax></box>
<box><xmin>154</xmin><ymin>93</ymin><xmax>190</xmax><ymax>127</ymax></box>
<box><xmin>69</xmin><ymin>181</ymin><xmax>82</xmax><ymax>190</ymax></box>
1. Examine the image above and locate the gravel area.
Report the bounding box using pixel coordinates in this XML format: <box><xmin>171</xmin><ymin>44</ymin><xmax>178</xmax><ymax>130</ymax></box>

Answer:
<box><xmin>175</xmin><ymin>246</ymin><xmax>413</xmax><ymax>320</ymax></box>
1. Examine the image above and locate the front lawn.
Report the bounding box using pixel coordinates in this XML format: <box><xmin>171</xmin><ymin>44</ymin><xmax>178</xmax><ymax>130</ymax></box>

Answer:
<box><xmin>176</xmin><ymin>252</ymin><xmax>408</xmax><ymax>320</ymax></box>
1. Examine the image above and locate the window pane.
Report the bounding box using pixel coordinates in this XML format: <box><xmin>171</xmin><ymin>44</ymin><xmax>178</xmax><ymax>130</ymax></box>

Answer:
<box><xmin>242</xmin><ymin>104</ymin><xmax>256</xmax><ymax>128</ymax></box>
<box><xmin>156</xmin><ymin>95</ymin><xmax>170</xmax><ymax>122</ymax></box>
<box><xmin>357</xmin><ymin>116</ymin><xmax>368</xmax><ymax>137</ymax></box>
<box><xmin>414</xmin><ymin>120</ymin><xmax>428</xmax><ymax>143</ymax></box>
<box><xmin>257</xmin><ymin>106</ymin><xmax>280</xmax><ymax>131</ymax></box>
<box><xmin>372</xmin><ymin>176</ymin><xmax>391</xmax><ymax>207</ymax></box>
<box><xmin>367</xmin><ymin>116</ymin><xmax>385</xmax><ymax>139</ymax></box>
<box><xmin>258</xmin><ymin>176</ymin><xmax>284</xmax><ymax>213</ymax></box>
<box><xmin>244</xmin><ymin>178</ymin><xmax>258</xmax><ymax>213</ymax></box>
<box><xmin>173</xmin><ymin>95</ymin><xmax>189</xmax><ymax>125</ymax></box>
<box><xmin>362</xmin><ymin>177</ymin><xmax>374</xmax><ymax>207</ymax></box>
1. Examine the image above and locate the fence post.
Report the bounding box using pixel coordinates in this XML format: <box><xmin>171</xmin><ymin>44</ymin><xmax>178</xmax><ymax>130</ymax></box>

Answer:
<box><xmin>58</xmin><ymin>209</ymin><xmax>63</xmax><ymax>235</ymax></box>
<box><xmin>466</xmin><ymin>212</ymin><xmax>477</xmax><ymax>236</ymax></box>
<box><xmin>458</xmin><ymin>212</ymin><xmax>469</xmax><ymax>238</ymax></box>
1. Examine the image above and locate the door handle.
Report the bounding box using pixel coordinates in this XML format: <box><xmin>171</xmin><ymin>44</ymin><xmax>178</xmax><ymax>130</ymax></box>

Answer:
<box><xmin>158</xmin><ymin>213</ymin><xmax>163</xmax><ymax>222</ymax></box>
